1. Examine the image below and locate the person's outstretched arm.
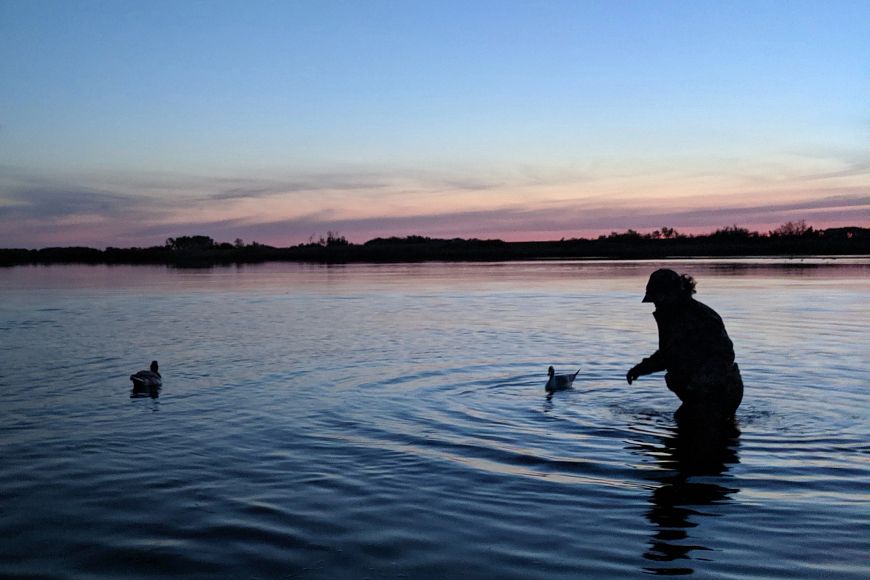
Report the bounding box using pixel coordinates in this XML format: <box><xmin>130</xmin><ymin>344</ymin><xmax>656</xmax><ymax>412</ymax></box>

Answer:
<box><xmin>627</xmin><ymin>351</ymin><xmax>665</xmax><ymax>384</ymax></box>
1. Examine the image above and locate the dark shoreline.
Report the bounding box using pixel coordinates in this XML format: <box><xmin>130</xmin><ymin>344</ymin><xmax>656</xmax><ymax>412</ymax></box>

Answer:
<box><xmin>2</xmin><ymin>226</ymin><xmax>868</xmax><ymax>267</ymax></box>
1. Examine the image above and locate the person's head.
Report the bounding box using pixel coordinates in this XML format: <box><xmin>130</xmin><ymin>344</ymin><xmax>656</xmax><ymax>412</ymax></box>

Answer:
<box><xmin>548</xmin><ymin>366</ymin><xmax>555</xmax><ymax>377</ymax></box>
<box><xmin>150</xmin><ymin>360</ymin><xmax>159</xmax><ymax>373</ymax></box>
<box><xmin>642</xmin><ymin>269</ymin><xmax>696</xmax><ymax>305</ymax></box>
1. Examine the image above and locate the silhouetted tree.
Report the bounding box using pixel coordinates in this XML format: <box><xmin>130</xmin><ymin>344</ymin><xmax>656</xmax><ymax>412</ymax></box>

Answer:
<box><xmin>364</xmin><ymin>235</ymin><xmax>433</xmax><ymax>246</ymax></box>
<box><xmin>165</xmin><ymin>235</ymin><xmax>215</xmax><ymax>250</ymax></box>
<box><xmin>770</xmin><ymin>220</ymin><xmax>813</xmax><ymax>238</ymax></box>
<box><xmin>315</xmin><ymin>231</ymin><xmax>348</xmax><ymax>247</ymax></box>
<box><xmin>605</xmin><ymin>229</ymin><xmax>643</xmax><ymax>240</ymax></box>
<box><xmin>661</xmin><ymin>226</ymin><xmax>680</xmax><ymax>239</ymax></box>
<box><xmin>710</xmin><ymin>225</ymin><xmax>752</xmax><ymax>239</ymax></box>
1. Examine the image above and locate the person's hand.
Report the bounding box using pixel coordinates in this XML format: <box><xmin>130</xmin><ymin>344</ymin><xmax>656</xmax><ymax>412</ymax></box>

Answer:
<box><xmin>626</xmin><ymin>366</ymin><xmax>640</xmax><ymax>385</ymax></box>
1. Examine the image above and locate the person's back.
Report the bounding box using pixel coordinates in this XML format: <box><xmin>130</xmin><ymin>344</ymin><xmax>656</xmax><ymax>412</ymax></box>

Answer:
<box><xmin>655</xmin><ymin>297</ymin><xmax>741</xmax><ymax>414</ymax></box>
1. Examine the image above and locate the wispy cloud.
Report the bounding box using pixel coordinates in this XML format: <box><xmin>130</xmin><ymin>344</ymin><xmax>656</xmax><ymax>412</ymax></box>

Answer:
<box><xmin>0</xmin><ymin>161</ymin><xmax>867</xmax><ymax>248</ymax></box>
<box><xmin>121</xmin><ymin>190</ymin><xmax>869</xmax><ymax>245</ymax></box>
<box><xmin>799</xmin><ymin>159</ymin><xmax>870</xmax><ymax>182</ymax></box>
<box><xmin>204</xmin><ymin>174</ymin><xmax>392</xmax><ymax>201</ymax></box>
<box><xmin>0</xmin><ymin>188</ymin><xmax>140</xmax><ymax>220</ymax></box>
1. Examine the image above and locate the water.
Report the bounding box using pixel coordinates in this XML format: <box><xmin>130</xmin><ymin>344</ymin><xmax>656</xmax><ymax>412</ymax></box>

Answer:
<box><xmin>1</xmin><ymin>259</ymin><xmax>868</xmax><ymax>579</ymax></box>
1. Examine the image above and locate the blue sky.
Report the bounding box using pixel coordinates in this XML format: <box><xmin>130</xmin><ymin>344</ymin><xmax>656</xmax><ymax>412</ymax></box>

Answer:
<box><xmin>1</xmin><ymin>1</ymin><xmax>867</xmax><ymax>247</ymax></box>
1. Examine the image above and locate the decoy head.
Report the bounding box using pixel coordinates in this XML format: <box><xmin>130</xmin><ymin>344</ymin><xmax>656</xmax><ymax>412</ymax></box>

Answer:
<box><xmin>150</xmin><ymin>360</ymin><xmax>159</xmax><ymax>372</ymax></box>
<box><xmin>548</xmin><ymin>366</ymin><xmax>555</xmax><ymax>377</ymax></box>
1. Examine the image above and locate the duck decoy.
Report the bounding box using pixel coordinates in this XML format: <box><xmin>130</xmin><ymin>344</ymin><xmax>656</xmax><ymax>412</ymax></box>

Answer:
<box><xmin>545</xmin><ymin>366</ymin><xmax>579</xmax><ymax>392</ymax></box>
<box><xmin>130</xmin><ymin>360</ymin><xmax>162</xmax><ymax>389</ymax></box>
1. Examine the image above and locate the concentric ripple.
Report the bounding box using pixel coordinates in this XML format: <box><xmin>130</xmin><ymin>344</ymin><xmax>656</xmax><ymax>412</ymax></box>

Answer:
<box><xmin>0</xmin><ymin>261</ymin><xmax>868</xmax><ymax>579</ymax></box>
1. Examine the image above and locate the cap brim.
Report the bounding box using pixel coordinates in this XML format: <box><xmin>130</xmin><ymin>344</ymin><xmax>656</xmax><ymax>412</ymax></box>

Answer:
<box><xmin>641</xmin><ymin>294</ymin><xmax>653</xmax><ymax>303</ymax></box>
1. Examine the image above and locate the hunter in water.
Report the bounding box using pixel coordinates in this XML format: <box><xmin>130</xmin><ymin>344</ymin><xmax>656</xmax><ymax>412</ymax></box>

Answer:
<box><xmin>627</xmin><ymin>269</ymin><xmax>744</xmax><ymax>419</ymax></box>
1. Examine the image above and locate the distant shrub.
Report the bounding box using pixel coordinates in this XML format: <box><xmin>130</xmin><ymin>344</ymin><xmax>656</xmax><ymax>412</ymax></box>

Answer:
<box><xmin>165</xmin><ymin>235</ymin><xmax>216</xmax><ymax>251</ymax></box>
<box><xmin>769</xmin><ymin>220</ymin><xmax>814</xmax><ymax>238</ymax></box>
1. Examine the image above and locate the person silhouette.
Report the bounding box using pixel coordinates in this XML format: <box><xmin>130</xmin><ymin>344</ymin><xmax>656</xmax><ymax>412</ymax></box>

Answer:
<box><xmin>626</xmin><ymin>269</ymin><xmax>743</xmax><ymax>418</ymax></box>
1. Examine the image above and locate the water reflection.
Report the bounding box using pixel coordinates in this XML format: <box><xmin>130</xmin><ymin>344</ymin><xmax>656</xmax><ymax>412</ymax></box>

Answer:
<box><xmin>130</xmin><ymin>383</ymin><xmax>160</xmax><ymax>399</ymax></box>
<box><xmin>635</xmin><ymin>412</ymin><xmax>741</xmax><ymax>575</ymax></box>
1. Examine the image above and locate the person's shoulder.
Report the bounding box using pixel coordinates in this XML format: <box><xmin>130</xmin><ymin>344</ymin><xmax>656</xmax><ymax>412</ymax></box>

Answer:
<box><xmin>689</xmin><ymin>297</ymin><xmax>723</xmax><ymax>320</ymax></box>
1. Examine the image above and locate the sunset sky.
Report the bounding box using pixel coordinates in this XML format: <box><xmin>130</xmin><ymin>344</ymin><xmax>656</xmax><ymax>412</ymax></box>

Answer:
<box><xmin>1</xmin><ymin>1</ymin><xmax>868</xmax><ymax>248</ymax></box>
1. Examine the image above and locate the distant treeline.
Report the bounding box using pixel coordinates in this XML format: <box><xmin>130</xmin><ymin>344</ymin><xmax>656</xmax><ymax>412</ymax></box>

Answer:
<box><xmin>2</xmin><ymin>223</ymin><xmax>869</xmax><ymax>266</ymax></box>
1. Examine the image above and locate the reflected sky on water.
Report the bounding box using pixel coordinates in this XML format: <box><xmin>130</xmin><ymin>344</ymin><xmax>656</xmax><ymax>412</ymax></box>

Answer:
<box><xmin>1</xmin><ymin>259</ymin><xmax>867</xmax><ymax>578</ymax></box>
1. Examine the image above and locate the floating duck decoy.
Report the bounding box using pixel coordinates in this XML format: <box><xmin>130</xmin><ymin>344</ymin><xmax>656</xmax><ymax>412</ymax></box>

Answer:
<box><xmin>130</xmin><ymin>360</ymin><xmax>162</xmax><ymax>389</ymax></box>
<box><xmin>545</xmin><ymin>366</ymin><xmax>579</xmax><ymax>392</ymax></box>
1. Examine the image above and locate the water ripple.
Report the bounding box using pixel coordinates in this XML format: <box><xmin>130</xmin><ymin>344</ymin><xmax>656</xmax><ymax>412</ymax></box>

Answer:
<box><xmin>1</xmin><ymin>262</ymin><xmax>868</xmax><ymax>579</ymax></box>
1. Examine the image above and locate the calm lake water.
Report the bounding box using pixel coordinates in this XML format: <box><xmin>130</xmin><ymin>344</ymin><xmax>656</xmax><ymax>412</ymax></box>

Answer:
<box><xmin>1</xmin><ymin>259</ymin><xmax>868</xmax><ymax>579</ymax></box>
